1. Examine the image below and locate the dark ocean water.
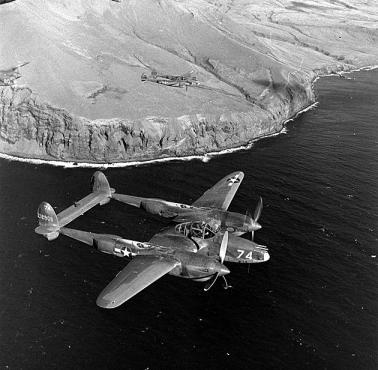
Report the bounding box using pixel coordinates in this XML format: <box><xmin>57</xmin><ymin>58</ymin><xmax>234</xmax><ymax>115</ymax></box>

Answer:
<box><xmin>0</xmin><ymin>70</ymin><xmax>377</xmax><ymax>370</ymax></box>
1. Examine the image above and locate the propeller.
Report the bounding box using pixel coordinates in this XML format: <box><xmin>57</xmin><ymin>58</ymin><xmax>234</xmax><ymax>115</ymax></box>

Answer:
<box><xmin>204</xmin><ymin>231</ymin><xmax>229</xmax><ymax>292</ymax></box>
<box><xmin>219</xmin><ymin>230</ymin><xmax>228</xmax><ymax>264</ymax></box>
<box><xmin>248</xmin><ymin>196</ymin><xmax>263</xmax><ymax>241</ymax></box>
<box><xmin>254</xmin><ymin>196</ymin><xmax>263</xmax><ymax>223</ymax></box>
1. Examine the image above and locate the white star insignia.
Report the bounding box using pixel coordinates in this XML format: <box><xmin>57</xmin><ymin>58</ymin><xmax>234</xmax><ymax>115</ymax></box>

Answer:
<box><xmin>227</xmin><ymin>175</ymin><xmax>240</xmax><ymax>186</ymax></box>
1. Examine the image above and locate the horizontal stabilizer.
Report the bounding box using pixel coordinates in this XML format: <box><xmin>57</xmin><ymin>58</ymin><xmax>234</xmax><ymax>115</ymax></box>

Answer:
<box><xmin>53</xmin><ymin>171</ymin><xmax>114</xmax><ymax>227</ymax></box>
<box><xmin>35</xmin><ymin>172</ymin><xmax>115</xmax><ymax>238</ymax></box>
<box><xmin>57</xmin><ymin>192</ymin><xmax>111</xmax><ymax>227</ymax></box>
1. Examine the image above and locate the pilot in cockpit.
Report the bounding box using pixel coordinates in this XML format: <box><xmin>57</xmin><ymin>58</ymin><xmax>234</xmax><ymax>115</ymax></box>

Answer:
<box><xmin>188</xmin><ymin>221</ymin><xmax>215</xmax><ymax>239</ymax></box>
<box><xmin>189</xmin><ymin>222</ymin><xmax>204</xmax><ymax>239</ymax></box>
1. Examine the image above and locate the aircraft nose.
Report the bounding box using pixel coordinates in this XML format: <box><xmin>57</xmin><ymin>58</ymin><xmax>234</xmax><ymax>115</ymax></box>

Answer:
<box><xmin>220</xmin><ymin>264</ymin><xmax>230</xmax><ymax>276</ymax></box>
<box><xmin>249</xmin><ymin>220</ymin><xmax>262</xmax><ymax>231</ymax></box>
<box><xmin>264</xmin><ymin>251</ymin><xmax>270</xmax><ymax>262</ymax></box>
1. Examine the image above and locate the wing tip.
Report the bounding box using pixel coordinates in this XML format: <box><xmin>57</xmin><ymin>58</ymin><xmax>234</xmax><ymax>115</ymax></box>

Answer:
<box><xmin>96</xmin><ymin>295</ymin><xmax>121</xmax><ymax>309</ymax></box>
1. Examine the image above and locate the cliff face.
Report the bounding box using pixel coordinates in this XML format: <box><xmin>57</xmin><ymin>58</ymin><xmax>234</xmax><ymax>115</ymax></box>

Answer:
<box><xmin>0</xmin><ymin>79</ymin><xmax>313</xmax><ymax>161</ymax></box>
<box><xmin>0</xmin><ymin>0</ymin><xmax>377</xmax><ymax>163</ymax></box>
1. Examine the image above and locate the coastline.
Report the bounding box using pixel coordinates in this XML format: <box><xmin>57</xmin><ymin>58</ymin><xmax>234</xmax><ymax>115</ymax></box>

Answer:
<box><xmin>0</xmin><ymin>101</ymin><xmax>319</xmax><ymax>169</ymax></box>
<box><xmin>2</xmin><ymin>63</ymin><xmax>377</xmax><ymax>169</ymax></box>
<box><xmin>1</xmin><ymin>0</ymin><xmax>377</xmax><ymax>168</ymax></box>
<box><xmin>1</xmin><ymin>64</ymin><xmax>377</xmax><ymax>169</ymax></box>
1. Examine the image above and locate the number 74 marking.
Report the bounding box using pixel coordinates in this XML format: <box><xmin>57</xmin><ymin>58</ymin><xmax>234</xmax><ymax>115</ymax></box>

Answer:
<box><xmin>236</xmin><ymin>250</ymin><xmax>253</xmax><ymax>259</ymax></box>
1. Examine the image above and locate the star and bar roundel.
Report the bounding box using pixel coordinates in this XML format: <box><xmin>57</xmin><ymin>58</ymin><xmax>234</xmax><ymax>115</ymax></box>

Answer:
<box><xmin>226</xmin><ymin>174</ymin><xmax>242</xmax><ymax>186</ymax></box>
<box><xmin>191</xmin><ymin>171</ymin><xmax>244</xmax><ymax>210</ymax></box>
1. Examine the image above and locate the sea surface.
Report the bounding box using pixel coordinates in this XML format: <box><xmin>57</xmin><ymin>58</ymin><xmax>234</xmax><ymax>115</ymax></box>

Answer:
<box><xmin>0</xmin><ymin>70</ymin><xmax>377</xmax><ymax>370</ymax></box>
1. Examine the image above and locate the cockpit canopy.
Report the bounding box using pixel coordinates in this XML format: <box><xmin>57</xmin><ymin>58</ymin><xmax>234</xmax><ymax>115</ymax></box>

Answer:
<box><xmin>175</xmin><ymin>221</ymin><xmax>218</xmax><ymax>240</ymax></box>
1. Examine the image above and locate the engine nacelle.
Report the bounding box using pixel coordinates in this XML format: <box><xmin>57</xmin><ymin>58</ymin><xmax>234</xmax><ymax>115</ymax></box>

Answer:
<box><xmin>44</xmin><ymin>231</ymin><xmax>60</xmax><ymax>241</ymax></box>
<box><xmin>140</xmin><ymin>200</ymin><xmax>177</xmax><ymax>218</ymax></box>
<box><xmin>140</xmin><ymin>200</ymin><xmax>165</xmax><ymax>216</ymax></box>
<box><xmin>93</xmin><ymin>237</ymin><xmax>130</xmax><ymax>257</ymax></box>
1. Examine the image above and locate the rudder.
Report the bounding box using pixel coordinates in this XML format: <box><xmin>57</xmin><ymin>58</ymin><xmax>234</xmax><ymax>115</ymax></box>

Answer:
<box><xmin>91</xmin><ymin>171</ymin><xmax>114</xmax><ymax>205</ymax></box>
<box><xmin>35</xmin><ymin>202</ymin><xmax>60</xmax><ymax>240</ymax></box>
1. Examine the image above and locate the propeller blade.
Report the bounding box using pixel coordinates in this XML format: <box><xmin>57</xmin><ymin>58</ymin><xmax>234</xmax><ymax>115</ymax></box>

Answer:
<box><xmin>244</xmin><ymin>209</ymin><xmax>252</xmax><ymax>224</ymax></box>
<box><xmin>251</xmin><ymin>230</ymin><xmax>254</xmax><ymax>242</ymax></box>
<box><xmin>219</xmin><ymin>231</ymin><xmax>229</xmax><ymax>263</ymax></box>
<box><xmin>204</xmin><ymin>273</ymin><xmax>219</xmax><ymax>292</ymax></box>
<box><xmin>254</xmin><ymin>197</ymin><xmax>263</xmax><ymax>222</ymax></box>
<box><xmin>204</xmin><ymin>231</ymin><xmax>229</xmax><ymax>291</ymax></box>
<box><xmin>204</xmin><ymin>231</ymin><xmax>229</xmax><ymax>292</ymax></box>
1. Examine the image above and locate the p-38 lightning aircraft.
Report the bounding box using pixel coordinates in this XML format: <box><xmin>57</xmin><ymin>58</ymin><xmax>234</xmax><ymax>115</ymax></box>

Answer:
<box><xmin>35</xmin><ymin>172</ymin><xmax>269</xmax><ymax>309</ymax></box>
<box><xmin>113</xmin><ymin>171</ymin><xmax>263</xmax><ymax>240</ymax></box>
<box><xmin>141</xmin><ymin>70</ymin><xmax>199</xmax><ymax>90</ymax></box>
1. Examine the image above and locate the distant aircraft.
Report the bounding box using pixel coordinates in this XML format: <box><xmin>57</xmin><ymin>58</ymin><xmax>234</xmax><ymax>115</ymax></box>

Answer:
<box><xmin>35</xmin><ymin>172</ymin><xmax>269</xmax><ymax>308</ymax></box>
<box><xmin>0</xmin><ymin>61</ymin><xmax>29</xmax><ymax>86</ymax></box>
<box><xmin>113</xmin><ymin>171</ymin><xmax>263</xmax><ymax>240</ymax></box>
<box><xmin>141</xmin><ymin>70</ymin><xmax>199</xmax><ymax>90</ymax></box>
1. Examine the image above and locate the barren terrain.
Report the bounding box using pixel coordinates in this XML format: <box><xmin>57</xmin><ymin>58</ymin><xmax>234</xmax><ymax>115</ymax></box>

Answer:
<box><xmin>0</xmin><ymin>0</ymin><xmax>377</xmax><ymax>163</ymax></box>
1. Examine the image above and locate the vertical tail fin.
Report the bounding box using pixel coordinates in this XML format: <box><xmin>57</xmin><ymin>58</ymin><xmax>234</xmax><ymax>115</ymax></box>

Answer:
<box><xmin>91</xmin><ymin>171</ymin><xmax>114</xmax><ymax>205</ymax></box>
<box><xmin>35</xmin><ymin>202</ymin><xmax>60</xmax><ymax>240</ymax></box>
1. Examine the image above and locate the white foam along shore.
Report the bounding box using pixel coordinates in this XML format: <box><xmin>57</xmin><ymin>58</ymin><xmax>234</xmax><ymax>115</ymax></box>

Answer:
<box><xmin>314</xmin><ymin>65</ymin><xmax>378</xmax><ymax>83</ymax></box>
<box><xmin>2</xmin><ymin>64</ymin><xmax>377</xmax><ymax>169</ymax></box>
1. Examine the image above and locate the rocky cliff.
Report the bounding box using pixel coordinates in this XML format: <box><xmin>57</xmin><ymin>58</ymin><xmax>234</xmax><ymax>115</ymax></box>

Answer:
<box><xmin>0</xmin><ymin>0</ymin><xmax>377</xmax><ymax>163</ymax></box>
<box><xmin>0</xmin><ymin>78</ymin><xmax>314</xmax><ymax>161</ymax></box>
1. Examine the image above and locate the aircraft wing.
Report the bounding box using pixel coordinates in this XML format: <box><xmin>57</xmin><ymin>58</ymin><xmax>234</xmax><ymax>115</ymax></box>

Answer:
<box><xmin>96</xmin><ymin>255</ymin><xmax>179</xmax><ymax>308</ymax></box>
<box><xmin>191</xmin><ymin>171</ymin><xmax>244</xmax><ymax>210</ymax></box>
